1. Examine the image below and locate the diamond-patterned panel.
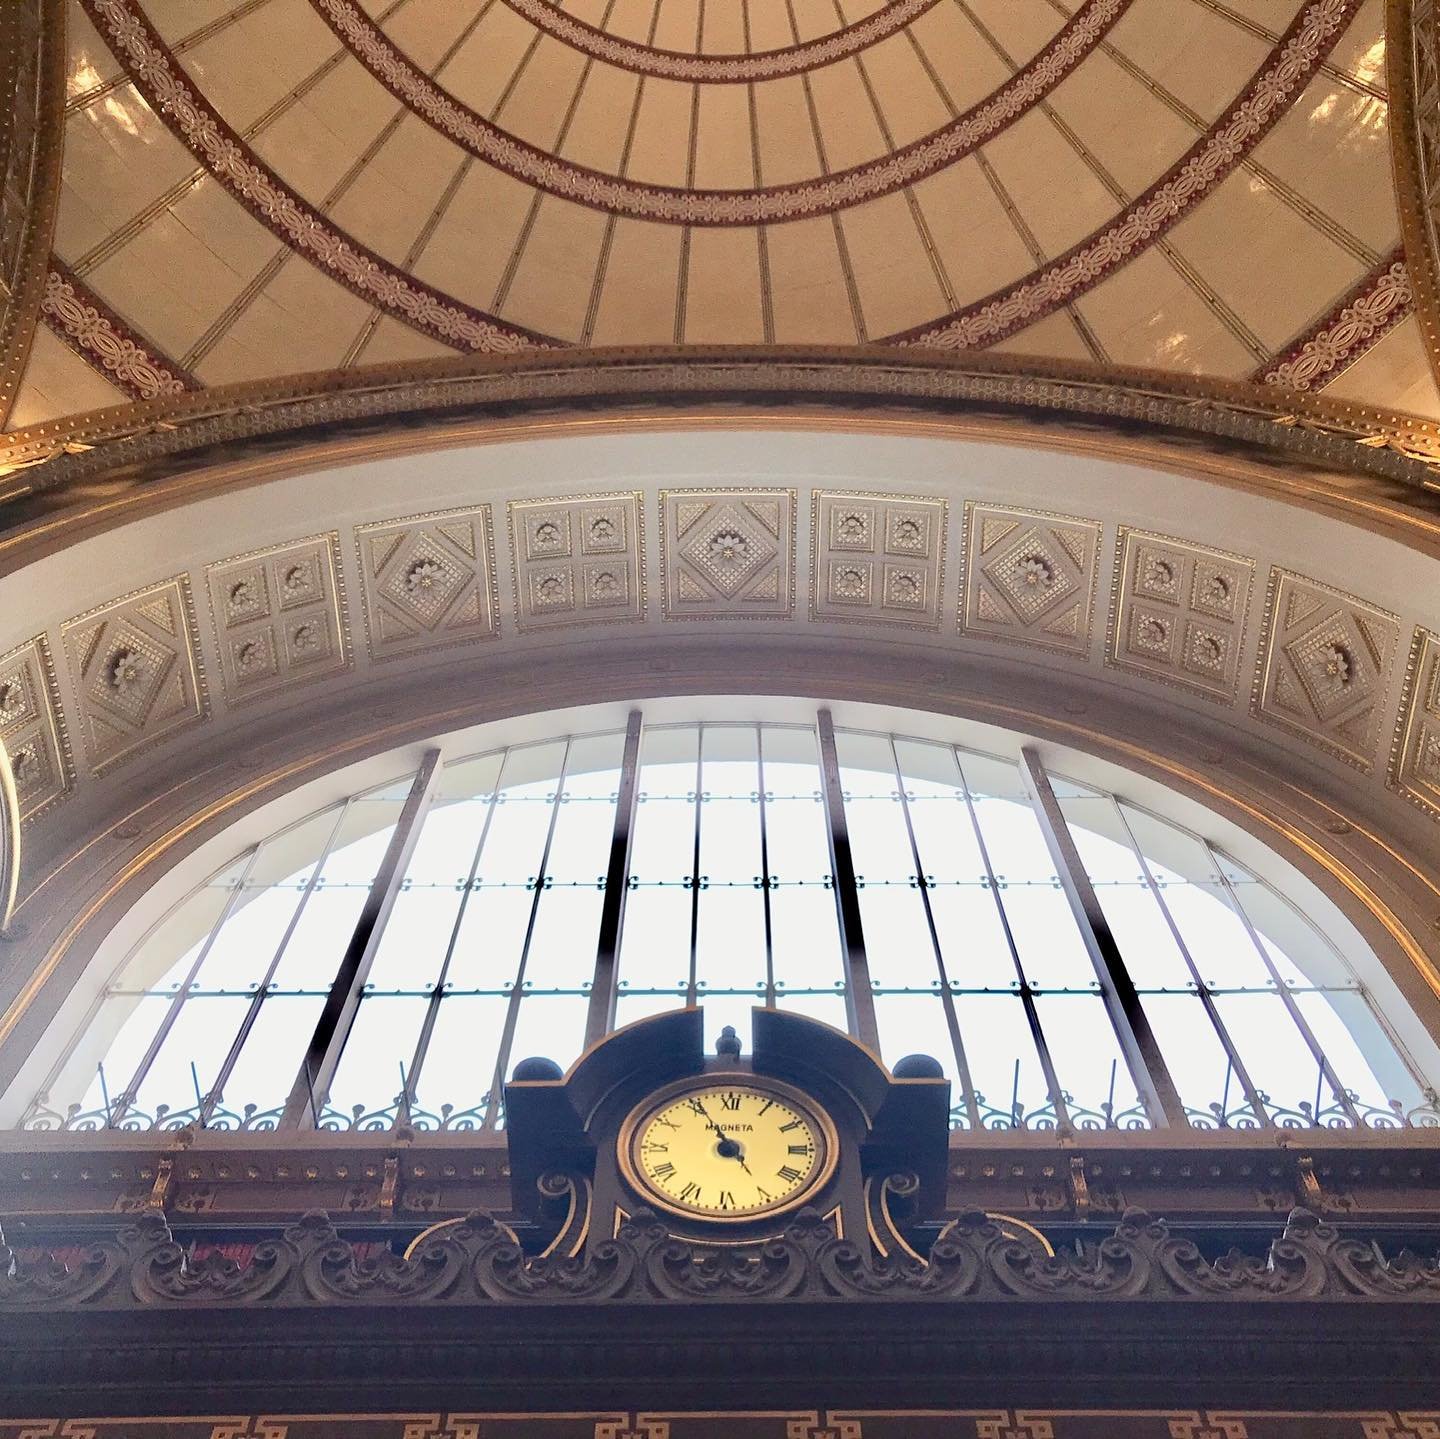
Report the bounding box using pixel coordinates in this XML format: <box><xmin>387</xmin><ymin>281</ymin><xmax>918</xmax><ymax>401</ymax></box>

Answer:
<box><xmin>0</xmin><ymin>637</ymin><xmax>71</xmax><ymax>820</ymax></box>
<box><xmin>662</xmin><ymin>490</ymin><xmax>793</xmax><ymax>619</ymax></box>
<box><xmin>61</xmin><ymin>578</ymin><xmax>206</xmax><ymax>775</ymax></box>
<box><xmin>1389</xmin><ymin>626</ymin><xmax>1440</xmax><ymax>820</ymax></box>
<box><xmin>811</xmin><ymin>491</ymin><xmax>946</xmax><ymax>629</ymax></box>
<box><xmin>1107</xmin><ymin>529</ymin><xmax>1254</xmax><ymax>703</ymax></box>
<box><xmin>357</xmin><ymin>506</ymin><xmax>498</xmax><ymax>660</ymax></box>
<box><xmin>1252</xmin><ymin>570</ymin><xmax>1400</xmax><ymax>771</ymax></box>
<box><xmin>206</xmin><ymin>535</ymin><xmax>349</xmax><ymax>704</ymax></box>
<box><xmin>961</xmin><ymin>504</ymin><xmax>1100</xmax><ymax>656</ymax></box>
<box><xmin>508</xmin><ymin>494</ymin><xmax>643</xmax><ymax>632</ymax></box>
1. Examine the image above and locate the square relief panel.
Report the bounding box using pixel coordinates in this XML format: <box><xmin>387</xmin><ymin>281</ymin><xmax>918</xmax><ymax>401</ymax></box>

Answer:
<box><xmin>206</xmin><ymin>535</ymin><xmax>350</xmax><ymax>704</ymax></box>
<box><xmin>508</xmin><ymin>494</ymin><xmax>644</xmax><ymax>632</ymax></box>
<box><xmin>1107</xmin><ymin>529</ymin><xmax>1254</xmax><ymax>703</ymax></box>
<box><xmin>1389</xmin><ymin>626</ymin><xmax>1440</xmax><ymax>820</ymax></box>
<box><xmin>356</xmin><ymin>506</ymin><xmax>498</xmax><ymax>661</ymax></box>
<box><xmin>0</xmin><ymin>637</ymin><xmax>71</xmax><ymax>820</ymax></box>
<box><xmin>661</xmin><ymin>489</ymin><xmax>794</xmax><ymax>620</ymax></box>
<box><xmin>811</xmin><ymin>491</ymin><xmax>947</xmax><ymax>629</ymax></box>
<box><xmin>61</xmin><ymin>577</ymin><xmax>206</xmax><ymax>776</ymax></box>
<box><xmin>960</xmin><ymin>504</ymin><xmax>1100</xmax><ymax>656</ymax></box>
<box><xmin>1252</xmin><ymin>569</ymin><xmax>1400</xmax><ymax>771</ymax></box>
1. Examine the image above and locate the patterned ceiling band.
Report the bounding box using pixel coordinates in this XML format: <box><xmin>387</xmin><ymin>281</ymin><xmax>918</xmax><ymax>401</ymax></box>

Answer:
<box><xmin>81</xmin><ymin>0</ymin><xmax>558</xmax><ymax>355</ymax></box>
<box><xmin>499</xmin><ymin>0</ymin><xmax>943</xmax><ymax>82</ymax></box>
<box><xmin>895</xmin><ymin>0</ymin><xmax>1362</xmax><ymax>349</ymax></box>
<box><xmin>41</xmin><ymin>262</ymin><xmax>200</xmax><ymax>401</ymax></box>
<box><xmin>1257</xmin><ymin>251</ymin><xmax>1413</xmax><ymax>390</ymax></box>
<box><xmin>308</xmin><ymin>0</ymin><xmax>1133</xmax><ymax>224</ymax></box>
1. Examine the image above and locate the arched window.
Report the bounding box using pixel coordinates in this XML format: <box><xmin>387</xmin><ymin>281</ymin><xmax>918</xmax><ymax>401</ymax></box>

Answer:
<box><xmin>14</xmin><ymin>702</ymin><xmax>1437</xmax><ymax>1134</ymax></box>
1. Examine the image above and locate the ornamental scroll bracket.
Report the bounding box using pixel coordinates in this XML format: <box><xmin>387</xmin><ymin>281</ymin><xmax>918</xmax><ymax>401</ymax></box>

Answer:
<box><xmin>6</xmin><ymin>1204</ymin><xmax>1440</xmax><ymax>1310</ymax></box>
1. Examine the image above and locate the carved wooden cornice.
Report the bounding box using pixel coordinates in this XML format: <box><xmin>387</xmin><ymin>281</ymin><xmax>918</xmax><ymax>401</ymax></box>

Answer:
<box><xmin>0</xmin><ymin>0</ymin><xmax>64</xmax><ymax>430</ymax></box>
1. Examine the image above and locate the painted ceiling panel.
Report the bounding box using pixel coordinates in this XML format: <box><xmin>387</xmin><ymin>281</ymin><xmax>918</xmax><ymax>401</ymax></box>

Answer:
<box><xmin>6</xmin><ymin>0</ymin><xmax>1433</xmax><ymax>429</ymax></box>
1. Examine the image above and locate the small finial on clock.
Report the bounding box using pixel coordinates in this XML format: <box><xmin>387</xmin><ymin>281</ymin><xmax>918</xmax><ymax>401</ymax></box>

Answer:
<box><xmin>715</xmin><ymin>1025</ymin><xmax>742</xmax><ymax>1058</ymax></box>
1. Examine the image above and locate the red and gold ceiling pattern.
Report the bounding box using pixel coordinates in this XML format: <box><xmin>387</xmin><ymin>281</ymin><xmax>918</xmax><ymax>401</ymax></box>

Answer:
<box><xmin>6</xmin><ymin>0</ymin><xmax>1436</xmax><ymax>427</ymax></box>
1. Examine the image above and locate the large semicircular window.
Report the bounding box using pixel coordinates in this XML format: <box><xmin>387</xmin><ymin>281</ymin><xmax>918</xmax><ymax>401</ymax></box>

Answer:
<box><xmin>16</xmin><ymin>704</ymin><xmax>1438</xmax><ymax>1134</ymax></box>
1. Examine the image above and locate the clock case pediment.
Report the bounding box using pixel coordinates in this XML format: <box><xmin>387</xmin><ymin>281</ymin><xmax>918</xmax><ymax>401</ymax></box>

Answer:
<box><xmin>504</xmin><ymin>1007</ymin><xmax>950</xmax><ymax>1254</ymax></box>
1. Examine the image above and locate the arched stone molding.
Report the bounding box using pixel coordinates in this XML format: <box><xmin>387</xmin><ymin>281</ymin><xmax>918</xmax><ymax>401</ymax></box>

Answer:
<box><xmin>1390</xmin><ymin>0</ymin><xmax>1440</xmax><ymax>394</ymax></box>
<box><xmin>0</xmin><ymin>0</ymin><xmax>65</xmax><ymax>430</ymax></box>
<box><xmin>0</xmin><ymin>422</ymin><xmax>1438</xmax><ymax>1105</ymax></box>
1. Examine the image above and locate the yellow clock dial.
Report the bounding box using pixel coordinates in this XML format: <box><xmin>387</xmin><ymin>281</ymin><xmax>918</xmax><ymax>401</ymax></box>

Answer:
<box><xmin>624</xmin><ymin>1083</ymin><xmax>832</xmax><ymax>1219</ymax></box>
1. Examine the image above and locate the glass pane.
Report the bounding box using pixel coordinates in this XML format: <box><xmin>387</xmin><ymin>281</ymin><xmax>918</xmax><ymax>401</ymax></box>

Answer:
<box><xmin>506</xmin><ymin>994</ymin><xmax>590</xmax><ymax>1088</ymax></box>
<box><xmin>874</xmin><ymin>993</ymin><xmax>964</xmax><ymax>1123</ymax></box>
<box><xmin>1032</xmin><ymin>993</ymin><xmax>1150</xmax><ymax>1128</ymax></box>
<box><xmin>127</xmin><ymin>995</ymin><xmax>254</xmax><ymax>1126</ymax></box>
<box><xmin>777</xmin><ymin>988</ymin><xmax>848</xmax><ymax>1034</ymax></box>
<box><xmin>1140</xmin><ymin>991</ymin><xmax>1259</xmax><ymax>1128</ymax></box>
<box><xmin>953</xmin><ymin>991</ymin><xmax>1054</xmax><ymax>1129</ymax></box>
<box><xmin>410</xmin><ymin>993</ymin><xmax>509</xmax><ymax>1127</ymax></box>
<box><xmin>207</xmin><ymin>994</ymin><xmax>325</xmax><ymax>1128</ymax></box>
<box><xmin>1292</xmin><ymin>988</ymin><xmax>1426</xmax><ymax>1121</ymax></box>
<box><xmin>34</xmin><ymin>992</ymin><xmax>172</xmax><ymax>1125</ymax></box>
<box><xmin>695</xmin><ymin>883</ymin><xmax>767</xmax><ymax>996</ymax></box>
<box><xmin>324</xmin><ymin>995</ymin><xmax>430</xmax><ymax>1124</ymax></box>
<box><xmin>1210</xmin><ymin>991</ymin><xmax>1340</xmax><ymax>1125</ymax></box>
<box><xmin>770</xmin><ymin>882</ymin><xmax>844</xmax><ymax>999</ymax></box>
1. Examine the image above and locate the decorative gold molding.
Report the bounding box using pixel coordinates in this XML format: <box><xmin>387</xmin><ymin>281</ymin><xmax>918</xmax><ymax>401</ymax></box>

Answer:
<box><xmin>1388</xmin><ymin>0</ymin><xmax>1440</xmax><ymax>392</ymax></box>
<box><xmin>0</xmin><ymin>0</ymin><xmax>65</xmax><ymax>429</ymax></box>
<box><xmin>3</xmin><ymin>350</ymin><xmax>1440</xmax><ymax>527</ymax></box>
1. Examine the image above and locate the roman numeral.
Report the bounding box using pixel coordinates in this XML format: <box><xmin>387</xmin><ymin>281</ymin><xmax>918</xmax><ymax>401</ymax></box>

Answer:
<box><xmin>718</xmin><ymin>1190</ymin><xmax>735</xmax><ymax>1210</ymax></box>
<box><xmin>679</xmin><ymin>1181</ymin><xmax>701</xmax><ymax>1203</ymax></box>
<box><xmin>779</xmin><ymin>1119</ymin><xmax>804</xmax><ymax>1132</ymax></box>
<box><xmin>719</xmin><ymin>1092</ymin><xmax>741</xmax><ymax>1111</ymax></box>
<box><xmin>788</xmin><ymin>1143</ymin><xmax>812</xmax><ymax>1156</ymax></box>
<box><xmin>685</xmin><ymin>1099</ymin><xmax>707</xmax><ymax>1116</ymax></box>
<box><xmin>776</xmin><ymin>1165</ymin><xmax>803</xmax><ymax>1183</ymax></box>
<box><xmin>654</xmin><ymin>1118</ymin><xmax>679</xmax><ymax>1130</ymax></box>
<box><xmin>757</xmin><ymin>1099</ymin><xmax>775</xmax><ymax>1116</ymax></box>
<box><xmin>757</xmin><ymin>1187</ymin><xmax>773</xmax><ymax>1202</ymax></box>
<box><xmin>651</xmin><ymin>1161</ymin><xmax>675</xmax><ymax>1179</ymax></box>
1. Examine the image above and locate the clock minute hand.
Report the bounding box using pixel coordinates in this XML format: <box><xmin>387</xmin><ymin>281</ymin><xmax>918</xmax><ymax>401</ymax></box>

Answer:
<box><xmin>693</xmin><ymin>1098</ymin><xmax>754</xmax><ymax>1175</ymax></box>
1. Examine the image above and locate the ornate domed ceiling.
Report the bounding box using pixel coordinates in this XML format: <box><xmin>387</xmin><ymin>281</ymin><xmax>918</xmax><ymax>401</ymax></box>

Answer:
<box><xmin>2</xmin><ymin>0</ymin><xmax>1435</xmax><ymax>432</ymax></box>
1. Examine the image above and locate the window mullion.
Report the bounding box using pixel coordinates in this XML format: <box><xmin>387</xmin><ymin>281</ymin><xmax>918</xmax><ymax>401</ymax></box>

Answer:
<box><xmin>1017</xmin><ymin>746</ymin><xmax>1186</xmax><ymax>1129</ymax></box>
<box><xmin>280</xmin><ymin>749</ymin><xmax>444</xmax><ymax>1130</ymax></box>
<box><xmin>106</xmin><ymin>841</ymin><xmax>265</xmax><ymax>1127</ymax></box>
<box><xmin>888</xmin><ymin>737</ymin><xmax>982</xmax><ymax>1128</ymax></box>
<box><xmin>951</xmin><ymin>747</ymin><xmax>1071</xmax><ymax>1130</ymax></box>
<box><xmin>686</xmin><ymin>722</ymin><xmax>704</xmax><ymax>1008</ymax></box>
<box><xmin>585</xmin><ymin>711</ymin><xmax>643</xmax><ymax>1047</ymax></box>
<box><xmin>1112</xmin><ymin>801</ymin><xmax>1270</xmax><ymax>1129</ymax></box>
<box><xmin>816</xmin><ymin>709</ymin><xmax>879</xmax><ymax>1052</ymax></box>
<box><xmin>482</xmin><ymin>737</ymin><xmax>574</xmax><ymax>1129</ymax></box>
<box><xmin>402</xmin><ymin>745</ymin><xmax>514</xmax><ymax>1122</ymax></box>
<box><xmin>1203</xmin><ymin>840</ymin><xmax>1363</xmax><ymax>1126</ymax></box>
<box><xmin>756</xmin><ymin>724</ymin><xmax>777</xmax><ymax>1010</ymax></box>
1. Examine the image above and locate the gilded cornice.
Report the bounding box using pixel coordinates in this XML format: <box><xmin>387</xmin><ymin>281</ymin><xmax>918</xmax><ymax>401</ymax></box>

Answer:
<box><xmin>1390</xmin><ymin>0</ymin><xmax>1440</xmax><ymax>392</ymax></box>
<box><xmin>2</xmin><ymin>349</ymin><xmax>1440</xmax><ymax>534</ymax></box>
<box><xmin>0</xmin><ymin>0</ymin><xmax>65</xmax><ymax>430</ymax></box>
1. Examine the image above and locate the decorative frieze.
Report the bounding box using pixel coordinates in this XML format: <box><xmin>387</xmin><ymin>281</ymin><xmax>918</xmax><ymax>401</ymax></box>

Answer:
<box><xmin>205</xmin><ymin>536</ymin><xmax>349</xmax><ymax>704</ymax></box>
<box><xmin>356</xmin><ymin>507</ymin><xmax>498</xmax><ymax>660</ymax></box>
<box><xmin>0</xmin><ymin>637</ymin><xmax>70</xmax><ymax>819</ymax></box>
<box><xmin>661</xmin><ymin>490</ymin><xmax>794</xmax><ymax>620</ymax></box>
<box><xmin>1252</xmin><ymin>571</ymin><xmax>1400</xmax><ymax>771</ymax></box>
<box><xmin>508</xmin><ymin>494</ymin><xmax>644</xmax><ymax>631</ymax></box>
<box><xmin>960</xmin><ymin>504</ymin><xmax>1100</xmax><ymax>656</ymax></box>
<box><xmin>1389</xmin><ymin>626</ymin><xmax>1440</xmax><ymax>819</ymax></box>
<box><xmin>60</xmin><ymin>578</ymin><xmax>205</xmax><ymax>775</ymax></box>
<box><xmin>1106</xmin><ymin>529</ymin><xmax>1253</xmax><ymax>703</ymax></box>
<box><xmin>810</xmin><ymin>491</ymin><xmax>946</xmax><ymax>629</ymax></box>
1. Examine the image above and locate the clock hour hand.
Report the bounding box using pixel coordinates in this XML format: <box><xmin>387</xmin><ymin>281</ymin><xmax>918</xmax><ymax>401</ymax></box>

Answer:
<box><xmin>691</xmin><ymin>1099</ymin><xmax>754</xmax><ymax>1173</ymax></box>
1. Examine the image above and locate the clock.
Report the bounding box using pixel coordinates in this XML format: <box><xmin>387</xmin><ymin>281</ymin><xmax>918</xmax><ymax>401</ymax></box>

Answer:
<box><xmin>618</xmin><ymin>1074</ymin><xmax>839</xmax><ymax>1222</ymax></box>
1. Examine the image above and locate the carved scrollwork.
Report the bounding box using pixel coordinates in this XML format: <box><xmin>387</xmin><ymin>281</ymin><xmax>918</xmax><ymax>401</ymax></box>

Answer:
<box><xmin>8</xmin><ymin>1203</ymin><xmax>1440</xmax><ymax>1309</ymax></box>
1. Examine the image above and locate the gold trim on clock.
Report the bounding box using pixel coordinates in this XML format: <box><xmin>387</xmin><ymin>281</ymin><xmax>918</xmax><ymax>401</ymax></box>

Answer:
<box><xmin>618</xmin><ymin>1074</ymin><xmax>840</xmax><ymax>1224</ymax></box>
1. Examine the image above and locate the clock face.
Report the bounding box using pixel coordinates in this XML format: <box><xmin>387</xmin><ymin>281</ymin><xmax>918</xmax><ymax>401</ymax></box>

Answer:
<box><xmin>621</xmin><ymin>1080</ymin><xmax>836</xmax><ymax>1220</ymax></box>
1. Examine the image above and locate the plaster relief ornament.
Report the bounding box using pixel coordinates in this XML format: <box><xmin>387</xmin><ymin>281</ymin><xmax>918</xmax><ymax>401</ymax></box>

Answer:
<box><xmin>890</xmin><ymin>515</ymin><xmax>924</xmax><ymax>548</ymax></box>
<box><xmin>0</xmin><ymin>681</ymin><xmax>20</xmax><ymax>718</ymax></box>
<box><xmin>283</xmin><ymin>565</ymin><xmax>309</xmax><ymax>596</ymax></box>
<box><xmin>537</xmin><ymin>574</ymin><xmax>567</xmax><ymax>604</ymax></box>
<box><xmin>1201</xmin><ymin>573</ymin><xmax>1231</xmax><ymax>606</ymax></box>
<box><xmin>1138</xmin><ymin>617</ymin><xmax>1169</xmax><ymax>650</ymax></box>
<box><xmin>535</xmin><ymin>520</ymin><xmax>562</xmax><ymax>545</ymax></box>
<box><xmin>227</xmin><ymin>578</ymin><xmax>260</xmax><ymax>617</ymax></box>
<box><xmin>1321</xmin><ymin>642</ymin><xmax>1354</xmax><ymax>687</ymax></box>
<box><xmin>291</xmin><ymin>622</ymin><xmax>322</xmax><ymax>653</ymax></box>
<box><xmin>837</xmin><ymin>512</ymin><xmax>868</xmax><ymax>543</ymax></box>
<box><xmin>406</xmin><ymin>557</ymin><xmax>446</xmax><ymax>594</ymax></box>
<box><xmin>108</xmin><ymin>649</ymin><xmax>147</xmax><ymax>697</ymax></box>
<box><xmin>1146</xmin><ymin>557</ymin><xmax>1176</xmax><ymax>588</ymax></box>
<box><xmin>591</xmin><ymin>570</ymin><xmax>620</xmax><ymax>598</ymax></box>
<box><xmin>10</xmin><ymin>745</ymin><xmax>35</xmax><ymax>783</ymax></box>
<box><xmin>1017</xmin><ymin>554</ymin><xmax>1054</xmax><ymax>588</ymax></box>
<box><xmin>235</xmin><ymin>640</ymin><xmax>265</xmax><ymax>674</ymax></box>
<box><xmin>835</xmin><ymin>566</ymin><xmax>868</xmax><ymax>600</ymax></box>
<box><xmin>887</xmin><ymin>570</ymin><xmax>922</xmax><ymax>606</ymax></box>
<box><xmin>590</xmin><ymin>516</ymin><xmax>616</xmax><ymax>542</ymax></box>
<box><xmin>1189</xmin><ymin>631</ymin><xmax>1226</xmax><ymax>670</ymax></box>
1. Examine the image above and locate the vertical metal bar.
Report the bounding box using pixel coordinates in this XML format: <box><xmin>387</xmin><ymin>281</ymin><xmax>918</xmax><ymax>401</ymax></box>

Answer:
<box><xmin>104</xmin><ymin>844</ymin><xmax>264</xmax><ymax>1126</ymax></box>
<box><xmin>889</xmin><ymin>737</ymin><xmax>981</xmax><ymax>1128</ymax></box>
<box><xmin>1204</xmin><ymin>840</ymin><xmax>1362</xmax><ymax>1126</ymax></box>
<box><xmin>1112</xmin><ymin>802</ymin><xmax>1270</xmax><ymax>1128</ymax></box>
<box><xmin>756</xmin><ymin>724</ymin><xmax>777</xmax><ymax>1009</ymax></box>
<box><xmin>951</xmin><ymin>747</ymin><xmax>1071</xmax><ymax>1130</ymax></box>
<box><xmin>281</xmin><ymin>749</ymin><xmax>444</xmax><ymax>1129</ymax></box>
<box><xmin>686</xmin><ymin>723</ymin><xmax>704</xmax><ymax>1008</ymax></box>
<box><xmin>199</xmin><ymin>801</ymin><xmax>356</xmax><ymax>1125</ymax></box>
<box><xmin>402</xmin><ymin>746</ymin><xmax>514</xmax><ymax>1117</ymax></box>
<box><xmin>483</xmin><ymin>737</ymin><xmax>574</xmax><ymax>1126</ymax></box>
<box><xmin>1017</xmin><ymin>746</ymin><xmax>1185</xmax><ymax>1129</ymax></box>
<box><xmin>585</xmin><ymin>711</ymin><xmax>643</xmax><ymax>1046</ymax></box>
<box><xmin>815</xmin><ymin>709</ymin><xmax>880</xmax><ymax>1052</ymax></box>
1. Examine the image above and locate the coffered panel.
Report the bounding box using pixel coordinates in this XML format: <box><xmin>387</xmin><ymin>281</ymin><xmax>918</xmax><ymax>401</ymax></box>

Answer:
<box><xmin>508</xmin><ymin>494</ymin><xmax>645</xmax><ymax>632</ymax></box>
<box><xmin>810</xmin><ymin>491</ymin><xmax>947</xmax><ymax>630</ymax></box>
<box><xmin>0</xmin><ymin>637</ymin><xmax>71</xmax><ymax>821</ymax></box>
<box><xmin>1389</xmin><ymin>627</ymin><xmax>1440</xmax><ymax>820</ymax></box>
<box><xmin>660</xmin><ymin>490</ymin><xmax>795</xmax><ymax>621</ymax></box>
